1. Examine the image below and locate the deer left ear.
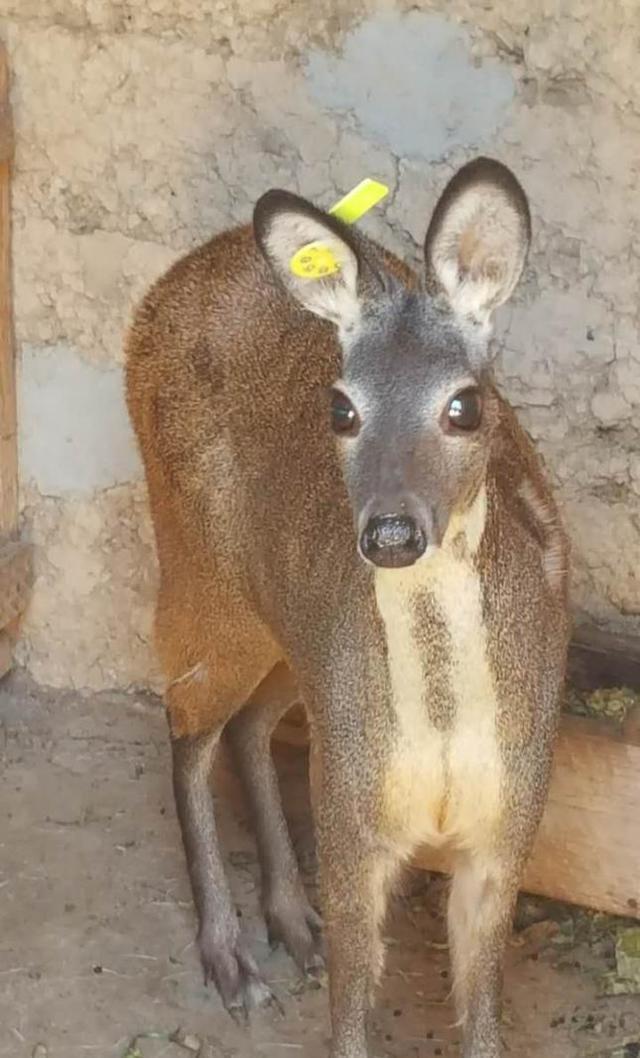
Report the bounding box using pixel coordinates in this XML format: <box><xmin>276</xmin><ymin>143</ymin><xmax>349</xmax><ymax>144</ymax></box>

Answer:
<box><xmin>424</xmin><ymin>158</ymin><xmax>531</xmax><ymax>329</ymax></box>
<box><xmin>253</xmin><ymin>189</ymin><xmax>363</xmax><ymax>335</ymax></box>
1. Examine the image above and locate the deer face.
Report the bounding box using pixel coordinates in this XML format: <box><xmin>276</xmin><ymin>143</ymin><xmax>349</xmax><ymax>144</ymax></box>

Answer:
<box><xmin>255</xmin><ymin>158</ymin><xmax>530</xmax><ymax>568</ymax></box>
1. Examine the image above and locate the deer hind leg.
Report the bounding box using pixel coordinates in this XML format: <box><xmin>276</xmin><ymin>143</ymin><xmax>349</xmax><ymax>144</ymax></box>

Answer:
<box><xmin>161</xmin><ymin>597</ymin><xmax>283</xmax><ymax>1018</ymax></box>
<box><xmin>171</xmin><ymin>724</ymin><xmax>278</xmax><ymax>1017</ymax></box>
<box><xmin>447</xmin><ymin>849</ymin><xmax>522</xmax><ymax>1058</ymax></box>
<box><xmin>226</xmin><ymin>663</ymin><xmax>323</xmax><ymax>974</ymax></box>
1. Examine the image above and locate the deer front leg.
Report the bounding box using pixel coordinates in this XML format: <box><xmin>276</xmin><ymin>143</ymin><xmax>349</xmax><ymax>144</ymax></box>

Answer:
<box><xmin>311</xmin><ymin>744</ymin><xmax>400</xmax><ymax>1058</ymax></box>
<box><xmin>448</xmin><ymin>848</ymin><xmax>523</xmax><ymax>1058</ymax></box>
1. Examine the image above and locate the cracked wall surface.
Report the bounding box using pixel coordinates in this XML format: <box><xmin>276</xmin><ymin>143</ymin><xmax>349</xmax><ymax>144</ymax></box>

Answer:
<box><xmin>1</xmin><ymin>0</ymin><xmax>639</xmax><ymax>689</ymax></box>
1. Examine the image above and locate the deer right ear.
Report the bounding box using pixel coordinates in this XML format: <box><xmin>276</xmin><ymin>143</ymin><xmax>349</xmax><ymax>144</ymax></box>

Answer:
<box><xmin>424</xmin><ymin>158</ymin><xmax>531</xmax><ymax>330</ymax></box>
<box><xmin>253</xmin><ymin>190</ymin><xmax>362</xmax><ymax>335</ymax></box>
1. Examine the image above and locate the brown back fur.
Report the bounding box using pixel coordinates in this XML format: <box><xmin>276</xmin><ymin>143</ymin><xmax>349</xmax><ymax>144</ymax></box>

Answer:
<box><xmin>125</xmin><ymin>177</ymin><xmax>570</xmax><ymax>1058</ymax></box>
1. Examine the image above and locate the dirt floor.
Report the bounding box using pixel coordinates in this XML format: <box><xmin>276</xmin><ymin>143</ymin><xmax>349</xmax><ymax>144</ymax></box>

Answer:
<box><xmin>1</xmin><ymin>673</ymin><xmax>638</xmax><ymax>1058</ymax></box>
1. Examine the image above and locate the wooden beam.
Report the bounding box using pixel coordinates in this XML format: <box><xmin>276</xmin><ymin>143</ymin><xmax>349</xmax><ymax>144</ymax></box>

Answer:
<box><xmin>0</xmin><ymin>41</ymin><xmax>17</xmax><ymax>536</ymax></box>
<box><xmin>0</xmin><ymin>630</ymin><xmax>12</xmax><ymax>679</ymax></box>
<box><xmin>516</xmin><ymin>715</ymin><xmax>639</xmax><ymax>916</ymax></box>
<box><xmin>0</xmin><ymin>41</ymin><xmax>30</xmax><ymax>676</ymax></box>
<box><xmin>0</xmin><ymin>539</ymin><xmax>33</xmax><ymax>629</ymax></box>
<box><xmin>0</xmin><ymin>44</ymin><xmax>12</xmax><ymax>165</ymax></box>
<box><xmin>569</xmin><ymin>627</ymin><xmax>640</xmax><ymax>691</ymax></box>
<box><xmin>275</xmin><ymin>704</ymin><xmax>309</xmax><ymax>748</ymax></box>
<box><xmin>275</xmin><ymin>709</ymin><xmax>640</xmax><ymax>920</ymax></box>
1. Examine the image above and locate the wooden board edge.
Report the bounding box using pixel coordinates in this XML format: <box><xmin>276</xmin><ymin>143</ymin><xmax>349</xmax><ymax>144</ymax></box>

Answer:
<box><xmin>0</xmin><ymin>42</ymin><xmax>13</xmax><ymax>165</ymax></box>
<box><xmin>569</xmin><ymin>629</ymin><xmax>640</xmax><ymax>691</ymax></box>
<box><xmin>0</xmin><ymin>539</ymin><xmax>34</xmax><ymax>629</ymax></box>
<box><xmin>0</xmin><ymin>39</ymin><xmax>17</xmax><ymax>535</ymax></box>
<box><xmin>275</xmin><ymin>719</ymin><xmax>312</xmax><ymax>748</ymax></box>
<box><xmin>0</xmin><ymin>629</ymin><xmax>12</xmax><ymax>679</ymax></box>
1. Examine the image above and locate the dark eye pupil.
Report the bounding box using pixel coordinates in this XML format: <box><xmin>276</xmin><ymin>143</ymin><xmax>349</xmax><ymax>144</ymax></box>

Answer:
<box><xmin>330</xmin><ymin>389</ymin><xmax>359</xmax><ymax>435</ymax></box>
<box><xmin>448</xmin><ymin>388</ymin><xmax>482</xmax><ymax>431</ymax></box>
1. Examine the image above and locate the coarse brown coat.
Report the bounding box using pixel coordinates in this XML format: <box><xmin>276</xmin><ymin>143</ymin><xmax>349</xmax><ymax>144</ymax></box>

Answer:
<box><xmin>125</xmin><ymin>158</ymin><xmax>569</xmax><ymax>1058</ymax></box>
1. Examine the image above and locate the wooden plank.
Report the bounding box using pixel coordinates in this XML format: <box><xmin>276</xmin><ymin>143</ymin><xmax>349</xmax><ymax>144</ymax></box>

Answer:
<box><xmin>511</xmin><ymin>715</ymin><xmax>640</xmax><ymax>916</ymax></box>
<box><xmin>0</xmin><ymin>630</ymin><xmax>12</xmax><ymax>679</ymax></box>
<box><xmin>569</xmin><ymin>627</ymin><xmax>640</xmax><ymax>691</ymax></box>
<box><xmin>0</xmin><ymin>43</ymin><xmax>32</xmax><ymax>654</ymax></box>
<box><xmin>0</xmin><ymin>540</ymin><xmax>33</xmax><ymax>628</ymax></box>
<box><xmin>274</xmin><ymin>703</ymin><xmax>309</xmax><ymax>747</ymax></box>
<box><xmin>275</xmin><ymin>709</ymin><xmax>640</xmax><ymax>919</ymax></box>
<box><xmin>276</xmin><ymin>718</ymin><xmax>311</xmax><ymax>748</ymax></box>
<box><xmin>0</xmin><ymin>45</ymin><xmax>12</xmax><ymax>165</ymax></box>
<box><xmin>624</xmin><ymin>706</ymin><xmax>640</xmax><ymax>746</ymax></box>
<box><xmin>0</xmin><ymin>42</ymin><xmax>17</xmax><ymax>535</ymax></box>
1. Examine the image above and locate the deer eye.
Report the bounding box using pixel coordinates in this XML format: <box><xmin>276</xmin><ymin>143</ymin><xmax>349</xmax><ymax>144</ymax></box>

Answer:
<box><xmin>446</xmin><ymin>388</ymin><xmax>483</xmax><ymax>432</ymax></box>
<box><xmin>330</xmin><ymin>388</ymin><xmax>360</xmax><ymax>437</ymax></box>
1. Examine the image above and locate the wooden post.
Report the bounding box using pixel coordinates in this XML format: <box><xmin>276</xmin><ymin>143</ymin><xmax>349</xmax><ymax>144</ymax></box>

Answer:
<box><xmin>0</xmin><ymin>41</ymin><xmax>17</xmax><ymax>535</ymax></box>
<box><xmin>0</xmin><ymin>42</ymin><xmax>33</xmax><ymax>678</ymax></box>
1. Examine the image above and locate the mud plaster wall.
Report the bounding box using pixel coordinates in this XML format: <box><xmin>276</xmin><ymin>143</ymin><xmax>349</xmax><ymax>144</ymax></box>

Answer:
<box><xmin>2</xmin><ymin>0</ymin><xmax>639</xmax><ymax>690</ymax></box>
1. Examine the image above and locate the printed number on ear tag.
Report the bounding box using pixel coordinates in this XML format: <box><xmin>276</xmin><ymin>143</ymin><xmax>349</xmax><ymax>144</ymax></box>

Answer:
<box><xmin>290</xmin><ymin>242</ymin><xmax>341</xmax><ymax>279</ymax></box>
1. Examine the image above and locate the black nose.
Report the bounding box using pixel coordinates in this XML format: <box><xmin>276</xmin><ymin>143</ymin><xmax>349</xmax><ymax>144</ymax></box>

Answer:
<box><xmin>360</xmin><ymin>514</ymin><xmax>427</xmax><ymax>568</ymax></box>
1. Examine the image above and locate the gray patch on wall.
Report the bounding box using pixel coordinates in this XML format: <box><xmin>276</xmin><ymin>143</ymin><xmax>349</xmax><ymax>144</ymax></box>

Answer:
<box><xmin>19</xmin><ymin>344</ymin><xmax>142</xmax><ymax>496</ymax></box>
<box><xmin>305</xmin><ymin>11</ymin><xmax>515</xmax><ymax>161</ymax></box>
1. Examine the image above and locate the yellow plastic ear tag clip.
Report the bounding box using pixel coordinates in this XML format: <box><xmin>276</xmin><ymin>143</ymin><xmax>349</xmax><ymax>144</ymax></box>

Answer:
<box><xmin>328</xmin><ymin>178</ymin><xmax>389</xmax><ymax>224</ymax></box>
<box><xmin>289</xmin><ymin>178</ymin><xmax>389</xmax><ymax>279</ymax></box>
<box><xmin>290</xmin><ymin>241</ymin><xmax>342</xmax><ymax>278</ymax></box>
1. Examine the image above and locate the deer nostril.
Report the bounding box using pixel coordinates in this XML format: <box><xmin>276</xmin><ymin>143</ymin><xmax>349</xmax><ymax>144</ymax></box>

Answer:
<box><xmin>360</xmin><ymin>514</ymin><xmax>427</xmax><ymax>568</ymax></box>
<box><xmin>368</xmin><ymin>515</ymin><xmax>413</xmax><ymax>549</ymax></box>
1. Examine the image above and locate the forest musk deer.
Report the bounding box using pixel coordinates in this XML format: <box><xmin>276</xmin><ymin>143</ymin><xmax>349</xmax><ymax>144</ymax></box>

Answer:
<box><xmin>125</xmin><ymin>157</ymin><xmax>569</xmax><ymax>1058</ymax></box>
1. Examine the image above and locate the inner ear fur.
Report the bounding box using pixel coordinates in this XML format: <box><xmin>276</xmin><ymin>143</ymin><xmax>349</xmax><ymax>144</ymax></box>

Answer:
<box><xmin>424</xmin><ymin>157</ymin><xmax>531</xmax><ymax>325</ymax></box>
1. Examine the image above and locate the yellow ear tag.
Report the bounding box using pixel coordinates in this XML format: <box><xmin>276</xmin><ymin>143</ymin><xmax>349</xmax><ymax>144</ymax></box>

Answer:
<box><xmin>328</xmin><ymin>178</ymin><xmax>389</xmax><ymax>224</ymax></box>
<box><xmin>290</xmin><ymin>241</ymin><xmax>341</xmax><ymax>278</ymax></box>
<box><xmin>289</xmin><ymin>178</ymin><xmax>389</xmax><ymax>279</ymax></box>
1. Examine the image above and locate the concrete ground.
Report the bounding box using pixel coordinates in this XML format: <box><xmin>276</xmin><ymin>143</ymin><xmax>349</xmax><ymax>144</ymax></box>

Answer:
<box><xmin>0</xmin><ymin>673</ymin><xmax>637</xmax><ymax>1058</ymax></box>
